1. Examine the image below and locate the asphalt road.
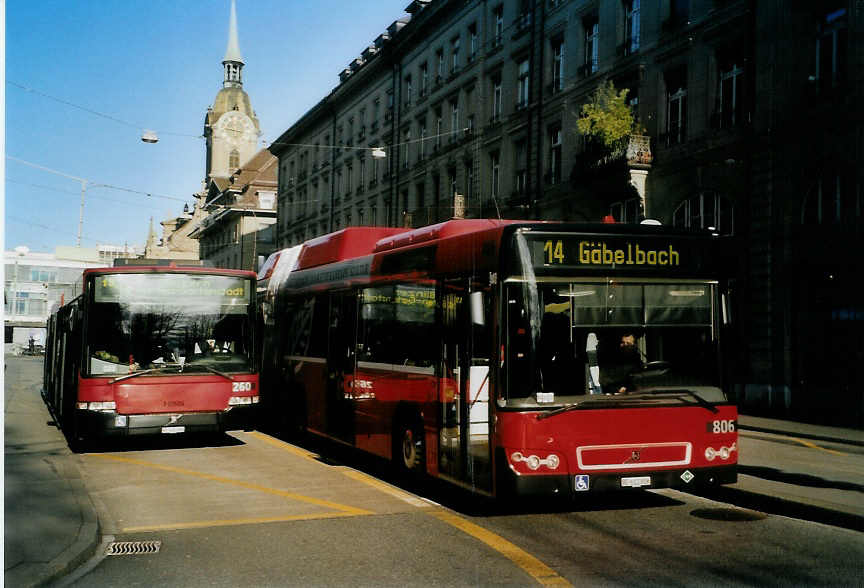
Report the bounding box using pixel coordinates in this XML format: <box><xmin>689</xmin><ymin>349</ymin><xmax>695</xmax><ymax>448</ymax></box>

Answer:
<box><xmin>61</xmin><ymin>429</ymin><xmax>863</xmax><ymax>587</ymax></box>
<box><xmin>6</xmin><ymin>355</ymin><xmax>862</xmax><ymax>587</ymax></box>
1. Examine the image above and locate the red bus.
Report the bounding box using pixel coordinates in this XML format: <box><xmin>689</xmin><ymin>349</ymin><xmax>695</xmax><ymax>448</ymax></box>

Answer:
<box><xmin>259</xmin><ymin>220</ymin><xmax>737</xmax><ymax>497</ymax></box>
<box><xmin>43</xmin><ymin>266</ymin><xmax>259</xmax><ymax>450</ymax></box>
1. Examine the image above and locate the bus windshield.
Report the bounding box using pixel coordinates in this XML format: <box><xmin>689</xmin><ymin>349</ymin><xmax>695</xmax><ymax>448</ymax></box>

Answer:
<box><xmin>85</xmin><ymin>273</ymin><xmax>254</xmax><ymax>376</ymax></box>
<box><xmin>503</xmin><ymin>280</ymin><xmax>724</xmax><ymax>408</ymax></box>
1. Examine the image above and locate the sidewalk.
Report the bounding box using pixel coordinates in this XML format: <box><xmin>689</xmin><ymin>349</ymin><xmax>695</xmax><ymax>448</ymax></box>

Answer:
<box><xmin>4</xmin><ymin>356</ymin><xmax>100</xmax><ymax>588</ymax></box>
<box><xmin>4</xmin><ymin>352</ymin><xmax>862</xmax><ymax>587</ymax></box>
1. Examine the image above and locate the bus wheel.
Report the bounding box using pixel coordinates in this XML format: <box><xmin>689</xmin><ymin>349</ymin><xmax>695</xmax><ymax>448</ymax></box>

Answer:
<box><xmin>395</xmin><ymin>418</ymin><xmax>424</xmax><ymax>474</ymax></box>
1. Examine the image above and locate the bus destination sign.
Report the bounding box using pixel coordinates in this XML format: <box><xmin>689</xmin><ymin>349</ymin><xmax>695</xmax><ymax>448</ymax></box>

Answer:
<box><xmin>525</xmin><ymin>234</ymin><xmax>710</xmax><ymax>273</ymax></box>
<box><xmin>94</xmin><ymin>274</ymin><xmax>251</xmax><ymax>305</ymax></box>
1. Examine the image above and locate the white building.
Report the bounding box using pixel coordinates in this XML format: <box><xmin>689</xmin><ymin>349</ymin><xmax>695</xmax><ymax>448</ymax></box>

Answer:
<box><xmin>3</xmin><ymin>245</ymin><xmax>139</xmax><ymax>353</ymax></box>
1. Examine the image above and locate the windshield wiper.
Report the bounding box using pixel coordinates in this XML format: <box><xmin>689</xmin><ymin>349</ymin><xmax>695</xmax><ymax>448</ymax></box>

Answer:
<box><xmin>110</xmin><ymin>364</ymin><xmax>181</xmax><ymax>383</ymax></box>
<box><xmin>200</xmin><ymin>365</ymin><xmax>235</xmax><ymax>381</ymax></box>
<box><xmin>536</xmin><ymin>398</ymin><xmax>591</xmax><ymax>420</ymax></box>
<box><xmin>638</xmin><ymin>388</ymin><xmax>719</xmax><ymax>413</ymax></box>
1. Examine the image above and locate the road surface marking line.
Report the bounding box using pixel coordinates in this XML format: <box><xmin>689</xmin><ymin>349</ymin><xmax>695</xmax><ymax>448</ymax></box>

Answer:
<box><xmin>431</xmin><ymin>510</ymin><xmax>572</xmax><ymax>587</ymax></box>
<box><xmin>248</xmin><ymin>431</ymin><xmax>319</xmax><ymax>461</ymax></box>
<box><xmin>122</xmin><ymin>511</ymin><xmax>360</xmax><ymax>533</ymax></box>
<box><xmin>790</xmin><ymin>437</ymin><xmax>846</xmax><ymax>456</ymax></box>
<box><xmin>341</xmin><ymin>470</ymin><xmax>433</xmax><ymax>508</ymax></box>
<box><xmin>88</xmin><ymin>453</ymin><xmax>373</xmax><ymax>516</ymax></box>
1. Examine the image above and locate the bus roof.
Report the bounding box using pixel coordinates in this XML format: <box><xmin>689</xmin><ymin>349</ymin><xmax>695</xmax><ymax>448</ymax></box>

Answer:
<box><xmin>82</xmin><ymin>266</ymin><xmax>257</xmax><ymax>278</ymax></box>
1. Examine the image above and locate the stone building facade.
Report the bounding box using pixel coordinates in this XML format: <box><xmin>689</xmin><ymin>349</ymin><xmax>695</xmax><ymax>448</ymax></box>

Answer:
<box><xmin>270</xmin><ymin>0</ymin><xmax>863</xmax><ymax>426</ymax></box>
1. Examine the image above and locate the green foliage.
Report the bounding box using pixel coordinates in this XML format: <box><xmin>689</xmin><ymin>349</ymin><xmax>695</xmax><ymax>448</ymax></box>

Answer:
<box><xmin>576</xmin><ymin>81</ymin><xmax>637</xmax><ymax>148</ymax></box>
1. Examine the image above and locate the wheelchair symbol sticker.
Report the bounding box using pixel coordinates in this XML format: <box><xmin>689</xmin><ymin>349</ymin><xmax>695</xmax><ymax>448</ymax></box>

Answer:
<box><xmin>574</xmin><ymin>475</ymin><xmax>590</xmax><ymax>491</ymax></box>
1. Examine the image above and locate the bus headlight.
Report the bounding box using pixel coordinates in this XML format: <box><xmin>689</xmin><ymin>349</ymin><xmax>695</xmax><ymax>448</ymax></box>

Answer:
<box><xmin>509</xmin><ymin>451</ymin><xmax>562</xmax><ymax>472</ymax></box>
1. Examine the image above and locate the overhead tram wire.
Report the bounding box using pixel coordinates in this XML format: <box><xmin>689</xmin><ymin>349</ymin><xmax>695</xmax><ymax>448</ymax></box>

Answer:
<box><xmin>6</xmin><ymin>157</ymin><xmax>189</xmax><ymax>203</ymax></box>
<box><xmin>6</xmin><ymin>80</ymin><xmax>202</xmax><ymax>140</ymax></box>
<box><xmin>5</xmin><ymin>179</ymin><xmax>169</xmax><ymax>211</ymax></box>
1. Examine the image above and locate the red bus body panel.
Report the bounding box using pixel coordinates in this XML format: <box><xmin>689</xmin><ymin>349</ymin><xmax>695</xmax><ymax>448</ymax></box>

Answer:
<box><xmin>496</xmin><ymin>405</ymin><xmax>738</xmax><ymax>478</ymax></box>
<box><xmin>78</xmin><ymin>375</ymin><xmax>259</xmax><ymax>414</ymax></box>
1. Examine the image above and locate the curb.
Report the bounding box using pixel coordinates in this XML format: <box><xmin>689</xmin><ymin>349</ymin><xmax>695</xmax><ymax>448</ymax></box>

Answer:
<box><xmin>36</xmin><ymin>474</ymin><xmax>102</xmax><ymax>588</ymax></box>
<box><xmin>738</xmin><ymin>424</ymin><xmax>864</xmax><ymax>449</ymax></box>
<box><xmin>689</xmin><ymin>484</ymin><xmax>864</xmax><ymax>533</ymax></box>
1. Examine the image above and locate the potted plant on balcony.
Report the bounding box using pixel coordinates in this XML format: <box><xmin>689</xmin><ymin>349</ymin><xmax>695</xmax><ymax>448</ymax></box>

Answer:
<box><xmin>576</xmin><ymin>81</ymin><xmax>651</xmax><ymax>168</ymax></box>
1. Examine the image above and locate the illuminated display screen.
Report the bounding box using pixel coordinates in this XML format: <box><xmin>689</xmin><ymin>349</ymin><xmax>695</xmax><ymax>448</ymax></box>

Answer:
<box><xmin>517</xmin><ymin>233</ymin><xmax>712</xmax><ymax>273</ymax></box>
<box><xmin>93</xmin><ymin>273</ymin><xmax>251</xmax><ymax>306</ymax></box>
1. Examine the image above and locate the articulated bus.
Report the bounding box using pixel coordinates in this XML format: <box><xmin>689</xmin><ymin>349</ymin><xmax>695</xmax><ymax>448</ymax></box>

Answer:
<box><xmin>259</xmin><ymin>219</ymin><xmax>737</xmax><ymax>498</ymax></box>
<box><xmin>43</xmin><ymin>266</ymin><xmax>259</xmax><ymax>449</ymax></box>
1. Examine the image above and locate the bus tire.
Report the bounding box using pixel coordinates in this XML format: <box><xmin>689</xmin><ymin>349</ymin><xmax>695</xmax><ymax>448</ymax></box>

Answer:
<box><xmin>394</xmin><ymin>415</ymin><xmax>424</xmax><ymax>475</ymax></box>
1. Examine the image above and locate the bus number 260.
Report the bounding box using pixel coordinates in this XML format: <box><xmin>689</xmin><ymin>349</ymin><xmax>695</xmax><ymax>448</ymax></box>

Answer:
<box><xmin>232</xmin><ymin>381</ymin><xmax>252</xmax><ymax>392</ymax></box>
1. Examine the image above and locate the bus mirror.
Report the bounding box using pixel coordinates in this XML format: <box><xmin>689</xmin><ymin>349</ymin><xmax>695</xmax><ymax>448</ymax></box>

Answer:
<box><xmin>470</xmin><ymin>291</ymin><xmax>485</xmax><ymax>326</ymax></box>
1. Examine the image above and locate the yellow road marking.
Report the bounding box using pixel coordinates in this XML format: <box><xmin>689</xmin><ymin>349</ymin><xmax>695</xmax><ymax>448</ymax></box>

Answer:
<box><xmin>248</xmin><ymin>431</ymin><xmax>319</xmax><ymax>461</ymax></box>
<box><xmin>89</xmin><ymin>453</ymin><xmax>373</xmax><ymax>516</ymax></box>
<box><xmin>341</xmin><ymin>470</ymin><xmax>432</xmax><ymax>507</ymax></box>
<box><xmin>122</xmin><ymin>511</ymin><xmax>360</xmax><ymax>533</ymax></box>
<box><xmin>249</xmin><ymin>431</ymin><xmax>432</xmax><ymax>508</ymax></box>
<box><xmin>432</xmin><ymin>511</ymin><xmax>572</xmax><ymax>587</ymax></box>
<box><xmin>790</xmin><ymin>437</ymin><xmax>846</xmax><ymax>456</ymax></box>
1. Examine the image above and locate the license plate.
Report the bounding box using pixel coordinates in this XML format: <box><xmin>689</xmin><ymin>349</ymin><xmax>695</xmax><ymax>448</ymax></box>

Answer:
<box><xmin>161</xmin><ymin>426</ymin><xmax>185</xmax><ymax>434</ymax></box>
<box><xmin>621</xmin><ymin>476</ymin><xmax>651</xmax><ymax>488</ymax></box>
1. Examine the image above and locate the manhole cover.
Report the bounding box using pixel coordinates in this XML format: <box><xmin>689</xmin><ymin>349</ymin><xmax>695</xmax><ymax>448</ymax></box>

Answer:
<box><xmin>105</xmin><ymin>541</ymin><xmax>162</xmax><ymax>556</ymax></box>
<box><xmin>690</xmin><ymin>507</ymin><xmax>766</xmax><ymax>522</ymax></box>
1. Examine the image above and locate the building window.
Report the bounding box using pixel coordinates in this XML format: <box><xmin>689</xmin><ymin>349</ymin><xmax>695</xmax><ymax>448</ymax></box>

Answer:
<box><xmin>404</xmin><ymin>75</ymin><xmax>413</xmax><ymax>107</ymax></box>
<box><xmin>584</xmin><ymin>15</ymin><xmax>599</xmax><ymax>74</ymax></box>
<box><xmin>436</xmin><ymin>48</ymin><xmax>445</xmax><ymax>79</ymax></box>
<box><xmin>451</xmin><ymin>36</ymin><xmax>460</xmax><ymax>73</ymax></box>
<box><xmin>517</xmin><ymin>59</ymin><xmax>530</xmax><ymax>108</ymax></box>
<box><xmin>625</xmin><ymin>0</ymin><xmax>640</xmax><ymax>55</ymax></box>
<box><xmin>492</xmin><ymin>73</ymin><xmax>503</xmax><ymax>121</ymax></box>
<box><xmin>514</xmin><ymin>140</ymin><xmax>528</xmax><ymax>195</ymax></box>
<box><xmin>229</xmin><ymin>149</ymin><xmax>240</xmax><ymax>170</ymax></box>
<box><xmin>419</xmin><ymin>124</ymin><xmax>427</xmax><ymax>159</ymax></box>
<box><xmin>469</xmin><ymin>23</ymin><xmax>478</xmax><ymax>60</ymax></box>
<box><xmin>466</xmin><ymin>160</ymin><xmax>474</xmax><ymax>200</ymax></box>
<box><xmin>610</xmin><ymin>198</ymin><xmax>643</xmax><ymax>224</ymax></box>
<box><xmin>491</xmin><ymin>152</ymin><xmax>500</xmax><ymax>200</ymax></box>
<box><xmin>665</xmin><ymin>66</ymin><xmax>687</xmax><ymax>145</ymax></box>
<box><xmin>435</xmin><ymin>107</ymin><xmax>443</xmax><ymax>150</ymax></box>
<box><xmin>674</xmin><ymin>191</ymin><xmax>734</xmax><ymax>234</ymax></box>
<box><xmin>718</xmin><ymin>60</ymin><xmax>745</xmax><ymax>129</ymax></box>
<box><xmin>551</xmin><ymin>38</ymin><xmax>564</xmax><ymax>92</ymax></box>
<box><xmin>402</xmin><ymin>129</ymin><xmax>411</xmax><ymax>169</ymax></box>
<box><xmin>494</xmin><ymin>5</ymin><xmax>504</xmax><ymax>46</ymax></box>
<box><xmin>801</xmin><ymin>173</ymin><xmax>860</xmax><ymax>225</ymax></box>
<box><xmin>420</xmin><ymin>62</ymin><xmax>428</xmax><ymax>96</ymax></box>
<box><xmin>816</xmin><ymin>7</ymin><xmax>848</xmax><ymax>91</ymax></box>
<box><xmin>450</xmin><ymin>99</ymin><xmax>459</xmax><ymax>140</ymax></box>
<box><xmin>548</xmin><ymin>126</ymin><xmax>562</xmax><ymax>184</ymax></box>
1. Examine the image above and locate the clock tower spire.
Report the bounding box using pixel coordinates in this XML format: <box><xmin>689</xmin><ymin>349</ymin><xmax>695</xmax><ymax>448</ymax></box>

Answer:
<box><xmin>204</xmin><ymin>0</ymin><xmax>260</xmax><ymax>180</ymax></box>
<box><xmin>223</xmin><ymin>0</ymin><xmax>244</xmax><ymax>88</ymax></box>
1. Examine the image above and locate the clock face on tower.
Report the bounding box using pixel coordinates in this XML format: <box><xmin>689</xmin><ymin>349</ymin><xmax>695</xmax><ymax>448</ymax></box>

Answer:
<box><xmin>216</xmin><ymin>111</ymin><xmax>255</xmax><ymax>146</ymax></box>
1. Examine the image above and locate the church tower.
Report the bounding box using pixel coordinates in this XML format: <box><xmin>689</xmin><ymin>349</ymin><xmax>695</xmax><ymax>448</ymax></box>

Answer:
<box><xmin>204</xmin><ymin>0</ymin><xmax>260</xmax><ymax>180</ymax></box>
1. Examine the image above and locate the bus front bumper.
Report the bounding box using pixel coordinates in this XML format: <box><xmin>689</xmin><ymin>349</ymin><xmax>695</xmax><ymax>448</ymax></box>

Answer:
<box><xmin>75</xmin><ymin>406</ymin><xmax>258</xmax><ymax>438</ymax></box>
<box><xmin>500</xmin><ymin>464</ymin><xmax>738</xmax><ymax>497</ymax></box>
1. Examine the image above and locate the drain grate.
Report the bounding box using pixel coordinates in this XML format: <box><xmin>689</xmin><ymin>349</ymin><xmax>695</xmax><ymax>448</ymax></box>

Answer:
<box><xmin>105</xmin><ymin>541</ymin><xmax>162</xmax><ymax>556</ymax></box>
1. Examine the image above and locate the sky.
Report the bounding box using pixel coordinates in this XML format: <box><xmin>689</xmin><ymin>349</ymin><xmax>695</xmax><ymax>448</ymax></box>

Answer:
<box><xmin>5</xmin><ymin>0</ymin><xmax>411</xmax><ymax>253</ymax></box>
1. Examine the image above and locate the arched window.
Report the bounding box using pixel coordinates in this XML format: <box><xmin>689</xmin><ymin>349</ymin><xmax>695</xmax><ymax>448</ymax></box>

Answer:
<box><xmin>801</xmin><ymin>172</ymin><xmax>861</xmax><ymax>225</ymax></box>
<box><xmin>229</xmin><ymin>149</ymin><xmax>240</xmax><ymax>170</ymax></box>
<box><xmin>673</xmin><ymin>190</ymin><xmax>734</xmax><ymax>234</ymax></box>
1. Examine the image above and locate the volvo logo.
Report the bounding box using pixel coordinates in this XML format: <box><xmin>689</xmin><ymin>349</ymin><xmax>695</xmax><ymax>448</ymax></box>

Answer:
<box><xmin>623</xmin><ymin>450</ymin><xmax>641</xmax><ymax>464</ymax></box>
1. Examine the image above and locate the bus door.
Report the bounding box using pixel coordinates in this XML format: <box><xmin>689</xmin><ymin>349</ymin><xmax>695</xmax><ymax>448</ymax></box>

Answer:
<box><xmin>439</xmin><ymin>279</ymin><xmax>492</xmax><ymax>491</ymax></box>
<box><xmin>325</xmin><ymin>292</ymin><xmax>357</xmax><ymax>444</ymax></box>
